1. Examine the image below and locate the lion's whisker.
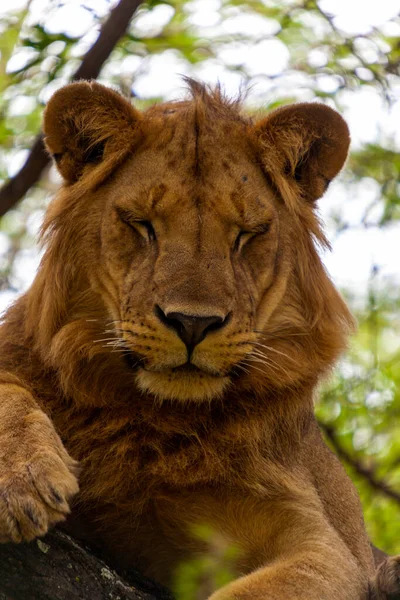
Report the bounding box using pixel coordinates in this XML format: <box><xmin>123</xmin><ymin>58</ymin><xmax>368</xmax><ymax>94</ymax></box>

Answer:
<box><xmin>244</xmin><ymin>355</ymin><xmax>285</xmax><ymax>376</ymax></box>
<box><xmin>250</xmin><ymin>342</ymin><xmax>299</xmax><ymax>364</ymax></box>
<box><xmin>241</xmin><ymin>360</ymin><xmax>277</xmax><ymax>377</ymax></box>
<box><xmin>248</xmin><ymin>349</ymin><xmax>283</xmax><ymax>370</ymax></box>
<box><xmin>103</xmin><ymin>329</ymin><xmax>123</xmax><ymax>334</ymax></box>
<box><xmin>234</xmin><ymin>363</ymin><xmax>251</xmax><ymax>376</ymax></box>
<box><xmin>109</xmin><ymin>339</ymin><xmax>127</xmax><ymax>347</ymax></box>
<box><xmin>253</xmin><ymin>330</ymin><xmax>309</xmax><ymax>339</ymax></box>
<box><xmin>245</xmin><ymin>355</ymin><xmax>278</xmax><ymax>370</ymax></box>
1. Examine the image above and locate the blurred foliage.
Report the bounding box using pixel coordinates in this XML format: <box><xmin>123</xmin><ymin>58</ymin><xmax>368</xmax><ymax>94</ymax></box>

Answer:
<box><xmin>348</xmin><ymin>145</ymin><xmax>400</xmax><ymax>225</ymax></box>
<box><xmin>173</xmin><ymin>525</ymin><xmax>240</xmax><ymax>599</ymax></box>
<box><xmin>0</xmin><ymin>0</ymin><xmax>400</xmax><ymax>590</ymax></box>
<box><xmin>317</xmin><ymin>270</ymin><xmax>400</xmax><ymax>554</ymax></box>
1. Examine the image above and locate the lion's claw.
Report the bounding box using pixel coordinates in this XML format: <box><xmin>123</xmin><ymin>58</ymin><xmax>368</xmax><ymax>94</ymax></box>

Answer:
<box><xmin>0</xmin><ymin>409</ymin><xmax>79</xmax><ymax>543</ymax></box>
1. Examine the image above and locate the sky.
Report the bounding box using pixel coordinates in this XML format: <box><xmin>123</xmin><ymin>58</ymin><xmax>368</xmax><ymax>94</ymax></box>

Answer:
<box><xmin>0</xmin><ymin>0</ymin><xmax>399</xmax><ymax>314</ymax></box>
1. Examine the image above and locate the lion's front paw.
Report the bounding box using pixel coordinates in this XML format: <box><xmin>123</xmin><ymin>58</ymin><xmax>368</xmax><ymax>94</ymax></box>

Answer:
<box><xmin>0</xmin><ymin>411</ymin><xmax>79</xmax><ymax>543</ymax></box>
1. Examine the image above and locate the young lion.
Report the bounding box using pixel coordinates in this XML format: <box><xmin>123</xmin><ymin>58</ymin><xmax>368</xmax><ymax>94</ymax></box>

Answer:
<box><xmin>0</xmin><ymin>79</ymin><xmax>398</xmax><ymax>599</ymax></box>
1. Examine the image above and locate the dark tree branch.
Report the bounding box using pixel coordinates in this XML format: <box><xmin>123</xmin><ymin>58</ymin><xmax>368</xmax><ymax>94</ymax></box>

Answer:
<box><xmin>319</xmin><ymin>421</ymin><xmax>400</xmax><ymax>505</ymax></box>
<box><xmin>72</xmin><ymin>0</ymin><xmax>143</xmax><ymax>81</ymax></box>
<box><xmin>0</xmin><ymin>0</ymin><xmax>143</xmax><ymax>217</ymax></box>
<box><xmin>0</xmin><ymin>529</ymin><xmax>173</xmax><ymax>600</ymax></box>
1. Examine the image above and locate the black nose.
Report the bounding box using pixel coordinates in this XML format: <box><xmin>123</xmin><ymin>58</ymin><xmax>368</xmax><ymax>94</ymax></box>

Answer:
<box><xmin>155</xmin><ymin>306</ymin><xmax>228</xmax><ymax>353</ymax></box>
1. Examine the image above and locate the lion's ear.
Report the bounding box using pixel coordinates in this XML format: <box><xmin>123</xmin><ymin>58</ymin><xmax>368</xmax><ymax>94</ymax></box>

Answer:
<box><xmin>43</xmin><ymin>81</ymin><xmax>142</xmax><ymax>183</ymax></box>
<box><xmin>255</xmin><ymin>103</ymin><xmax>350</xmax><ymax>207</ymax></box>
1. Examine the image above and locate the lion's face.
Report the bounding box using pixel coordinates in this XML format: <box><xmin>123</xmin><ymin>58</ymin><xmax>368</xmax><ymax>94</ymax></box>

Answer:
<box><xmin>42</xmin><ymin>80</ymin><xmax>353</xmax><ymax>403</ymax></box>
<box><xmin>97</xmin><ymin>129</ymin><xmax>281</xmax><ymax>401</ymax></box>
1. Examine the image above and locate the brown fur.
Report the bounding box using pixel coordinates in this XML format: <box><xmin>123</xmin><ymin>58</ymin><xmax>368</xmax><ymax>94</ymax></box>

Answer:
<box><xmin>0</xmin><ymin>79</ymin><xmax>397</xmax><ymax>599</ymax></box>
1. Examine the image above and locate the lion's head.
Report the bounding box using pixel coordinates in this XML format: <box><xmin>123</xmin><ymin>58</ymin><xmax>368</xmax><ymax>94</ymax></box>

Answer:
<box><xmin>27</xmin><ymin>79</ymin><xmax>353</xmax><ymax>404</ymax></box>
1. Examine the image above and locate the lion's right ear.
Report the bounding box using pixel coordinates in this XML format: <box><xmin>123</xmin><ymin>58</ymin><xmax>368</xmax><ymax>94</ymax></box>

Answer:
<box><xmin>254</xmin><ymin>103</ymin><xmax>350</xmax><ymax>211</ymax></box>
<box><xmin>43</xmin><ymin>81</ymin><xmax>142</xmax><ymax>183</ymax></box>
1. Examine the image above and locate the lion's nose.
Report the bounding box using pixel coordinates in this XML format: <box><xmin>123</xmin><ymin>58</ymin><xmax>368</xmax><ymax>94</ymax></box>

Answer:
<box><xmin>155</xmin><ymin>306</ymin><xmax>229</xmax><ymax>354</ymax></box>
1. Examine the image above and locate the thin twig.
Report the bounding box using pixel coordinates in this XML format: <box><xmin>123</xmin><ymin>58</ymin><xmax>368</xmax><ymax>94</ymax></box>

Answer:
<box><xmin>0</xmin><ymin>0</ymin><xmax>143</xmax><ymax>217</ymax></box>
<box><xmin>319</xmin><ymin>421</ymin><xmax>400</xmax><ymax>505</ymax></box>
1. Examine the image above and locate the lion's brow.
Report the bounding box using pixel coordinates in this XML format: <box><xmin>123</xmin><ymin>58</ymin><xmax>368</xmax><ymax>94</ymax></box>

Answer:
<box><xmin>148</xmin><ymin>183</ymin><xmax>168</xmax><ymax>210</ymax></box>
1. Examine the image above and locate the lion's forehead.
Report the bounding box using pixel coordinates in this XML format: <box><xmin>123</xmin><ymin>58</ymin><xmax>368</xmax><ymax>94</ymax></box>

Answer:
<box><xmin>106</xmin><ymin>101</ymin><xmax>277</xmax><ymax>234</ymax></box>
<box><xmin>136</xmin><ymin>103</ymin><xmax>261</xmax><ymax>179</ymax></box>
<box><xmin>110</xmin><ymin>143</ymin><xmax>276</xmax><ymax>229</ymax></box>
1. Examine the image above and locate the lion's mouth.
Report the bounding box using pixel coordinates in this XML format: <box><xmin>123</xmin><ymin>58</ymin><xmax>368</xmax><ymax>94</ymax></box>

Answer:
<box><xmin>124</xmin><ymin>351</ymin><xmax>224</xmax><ymax>378</ymax></box>
<box><xmin>123</xmin><ymin>351</ymin><xmax>142</xmax><ymax>371</ymax></box>
<box><xmin>170</xmin><ymin>363</ymin><xmax>201</xmax><ymax>373</ymax></box>
<box><xmin>151</xmin><ymin>363</ymin><xmax>217</xmax><ymax>376</ymax></box>
<box><xmin>123</xmin><ymin>350</ymin><xmax>232</xmax><ymax>401</ymax></box>
<box><xmin>135</xmin><ymin>366</ymin><xmax>230</xmax><ymax>402</ymax></box>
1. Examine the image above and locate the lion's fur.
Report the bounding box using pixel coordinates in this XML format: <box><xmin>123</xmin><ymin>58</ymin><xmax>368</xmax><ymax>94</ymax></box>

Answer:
<box><xmin>0</xmin><ymin>80</ymin><xmax>396</xmax><ymax>599</ymax></box>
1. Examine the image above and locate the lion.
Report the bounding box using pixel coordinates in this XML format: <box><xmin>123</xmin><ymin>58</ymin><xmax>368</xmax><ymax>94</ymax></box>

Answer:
<box><xmin>0</xmin><ymin>79</ymin><xmax>398</xmax><ymax>600</ymax></box>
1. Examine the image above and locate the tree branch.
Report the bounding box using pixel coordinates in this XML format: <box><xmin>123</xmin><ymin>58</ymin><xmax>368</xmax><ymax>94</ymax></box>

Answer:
<box><xmin>0</xmin><ymin>0</ymin><xmax>143</xmax><ymax>217</ymax></box>
<box><xmin>0</xmin><ymin>529</ymin><xmax>173</xmax><ymax>600</ymax></box>
<box><xmin>319</xmin><ymin>421</ymin><xmax>400</xmax><ymax>505</ymax></box>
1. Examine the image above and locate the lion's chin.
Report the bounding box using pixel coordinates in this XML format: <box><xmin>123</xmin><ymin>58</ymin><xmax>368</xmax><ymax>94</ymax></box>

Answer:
<box><xmin>135</xmin><ymin>367</ymin><xmax>230</xmax><ymax>402</ymax></box>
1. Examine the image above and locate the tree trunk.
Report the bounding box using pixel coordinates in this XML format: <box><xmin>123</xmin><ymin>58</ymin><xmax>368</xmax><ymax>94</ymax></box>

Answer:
<box><xmin>0</xmin><ymin>529</ymin><xmax>173</xmax><ymax>600</ymax></box>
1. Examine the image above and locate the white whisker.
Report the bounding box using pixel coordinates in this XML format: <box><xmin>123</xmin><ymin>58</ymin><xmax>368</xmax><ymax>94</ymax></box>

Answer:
<box><xmin>248</xmin><ymin>350</ymin><xmax>282</xmax><ymax>370</ymax></box>
<box><xmin>241</xmin><ymin>361</ymin><xmax>275</xmax><ymax>377</ymax></box>
<box><xmin>251</xmin><ymin>341</ymin><xmax>296</xmax><ymax>362</ymax></box>
<box><xmin>234</xmin><ymin>363</ymin><xmax>251</xmax><ymax>376</ymax></box>
<box><xmin>244</xmin><ymin>356</ymin><xmax>282</xmax><ymax>375</ymax></box>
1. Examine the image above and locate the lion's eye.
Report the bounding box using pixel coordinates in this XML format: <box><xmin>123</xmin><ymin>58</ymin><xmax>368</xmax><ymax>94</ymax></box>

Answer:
<box><xmin>233</xmin><ymin>223</ymin><xmax>270</xmax><ymax>253</ymax></box>
<box><xmin>116</xmin><ymin>207</ymin><xmax>156</xmax><ymax>242</ymax></box>
<box><xmin>233</xmin><ymin>231</ymin><xmax>253</xmax><ymax>253</ymax></box>
<box><xmin>133</xmin><ymin>220</ymin><xmax>156</xmax><ymax>242</ymax></box>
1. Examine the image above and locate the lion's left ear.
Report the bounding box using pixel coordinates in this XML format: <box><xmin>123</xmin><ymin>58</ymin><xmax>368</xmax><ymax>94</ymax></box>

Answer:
<box><xmin>254</xmin><ymin>103</ymin><xmax>350</xmax><ymax>206</ymax></box>
<box><xmin>43</xmin><ymin>80</ymin><xmax>142</xmax><ymax>183</ymax></box>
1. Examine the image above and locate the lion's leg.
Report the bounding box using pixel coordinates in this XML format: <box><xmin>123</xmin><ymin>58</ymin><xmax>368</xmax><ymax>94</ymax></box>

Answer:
<box><xmin>208</xmin><ymin>505</ymin><xmax>369</xmax><ymax>600</ymax></box>
<box><xmin>0</xmin><ymin>381</ymin><xmax>79</xmax><ymax>542</ymax></box>
<box><xmin>209</xmin><ymin>537</ymin><xmax>367</xmax><ymax>600</ymax></box>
